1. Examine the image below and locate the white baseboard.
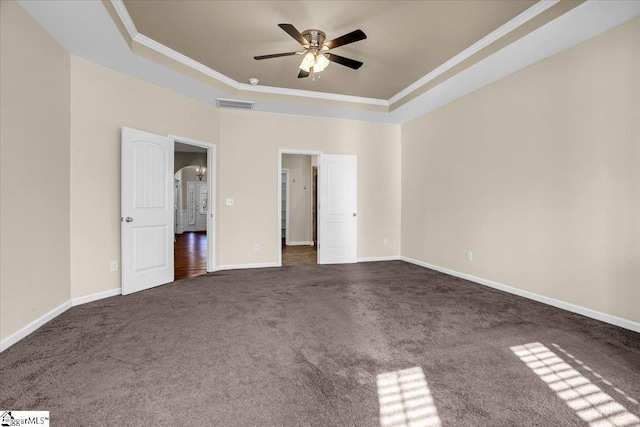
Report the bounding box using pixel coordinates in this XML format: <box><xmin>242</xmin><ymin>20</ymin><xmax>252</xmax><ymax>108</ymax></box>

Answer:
<box><xmin>286</xmin><ymin>241</ymin><xmax>314</xmax><ymax>246</ymax></box>
<box><xmin>215</xmin><ymin>262</ymin><xmax>280</xmax><ymax>271</ymax></box>
<box><xmin>357</xmin><ymin>256</ymin><xmax>401</xmax><ymax>263</ymax></box>
<box><xmin>0</xmin><ymin>300</ymin><xmax>72</xmax><ymax>352</ymax></box>
<box><xmin>71</xmin><ymin>288</ymin><xmax>121</xmax><ymax>306</ymax></box>
<box><xmin>400</xmin><ymin>256</ymin><xmax>640</xmax><ymax>334</ymax></box>
<box><xmin>1</xmin><ymin>288</ymin><xmax>123</xmax><ymax>353</ymax></box>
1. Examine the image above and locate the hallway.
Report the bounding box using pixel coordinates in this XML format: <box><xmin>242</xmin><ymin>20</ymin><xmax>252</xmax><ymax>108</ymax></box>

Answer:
<box><xmin>174</xmin><ymin>231</ymin><xmax>207</xmax><ymax>280</ymax></box>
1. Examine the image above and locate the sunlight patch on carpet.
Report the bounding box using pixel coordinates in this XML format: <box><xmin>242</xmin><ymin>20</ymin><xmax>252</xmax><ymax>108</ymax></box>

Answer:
<box><xmin>511</xmin><ymin>342</ymin><xmax>640</xmax><ymax>427</ymax></box>
<box><xmin>376</xmin><ymin>366</ymin><xmax>442</xmax><ymax>427</ymax></box>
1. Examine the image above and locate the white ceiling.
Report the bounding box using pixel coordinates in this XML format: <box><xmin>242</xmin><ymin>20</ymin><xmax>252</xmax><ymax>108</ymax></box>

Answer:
<box><xmin>16</xmin><ymin>0</ymin><xmax>640</xmax><ymax>124</ymax></box>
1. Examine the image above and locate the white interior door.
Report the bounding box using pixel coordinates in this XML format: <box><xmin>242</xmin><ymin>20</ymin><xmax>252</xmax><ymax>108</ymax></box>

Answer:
<box><xmin>319</xmin><ymin>154</ymin><xmax>357</xmax><ymax>264</ymax></box>
<box><xmin>121</xmin><ymin>127</ymin><xmax>174</xmax><ymax>295</ymax></box>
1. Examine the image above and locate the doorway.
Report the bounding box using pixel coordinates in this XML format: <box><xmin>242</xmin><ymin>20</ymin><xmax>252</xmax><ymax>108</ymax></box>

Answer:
<box><xmin>278</xmin><ymin>150</ymin><xmax>321</xmax><ymax>266</ymax></box>
<box><xmin>277</xmin><ymin>150</ymin><xmax>357</xmax><ymax>266</ymax></box>
<box><xmin>174</xmin><ymin>162</ymin><xmax>208</xmax><ymax>279</ymax></box>
<box><xmin>172</xmin><ymin>136</ymin><xmax>216</xmax><ymax>279</ymax></box>
<box><xmin>121</xmin><ymin>128</ymin><xmax>216</xmax><ymax>295</ymax></box>
<box><xmin>281</xmin><ymin>153</ymin><xmax>318</xmax><ymax>266</ymax></box>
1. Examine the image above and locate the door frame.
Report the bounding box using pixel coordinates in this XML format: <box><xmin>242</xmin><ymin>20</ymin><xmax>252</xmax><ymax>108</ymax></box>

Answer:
<box><xmin>170</xmin><ymin>134</ymin><xmax>217</xmax><ymax>272</ymax></box>
<box><xmin>281</xmin><ymin>168</ymin><xmax>290</xmax><ymax>245</ymax></box>
<box><xmin>277</xmin><ymin>149</ymin><xmax>322</xmax><ymax>266</ymax></box>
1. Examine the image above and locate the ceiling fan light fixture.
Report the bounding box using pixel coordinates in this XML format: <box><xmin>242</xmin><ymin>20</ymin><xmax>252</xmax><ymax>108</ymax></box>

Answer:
<box><xmin>300</xmin><ymin>51</ymin><xmax>315</xmax><ymax>70</ymax></box>
<box><xmin>255</xmin><ymin>24</ymin><xmax>366</xmax><ymax>79</ymax></box>
<box><xmin>299</xmin><ymin>61</ymin><xmax>312</xmax><ymax>73</ymax></box>
<box><xmin>315</xmin><ymin>53</ymin><xmax>330</xmax><ymax>71</ymax></box>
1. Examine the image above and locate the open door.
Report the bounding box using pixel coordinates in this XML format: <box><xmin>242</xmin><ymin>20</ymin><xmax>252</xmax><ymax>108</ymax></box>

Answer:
<box><xmin>319</xmin><ymin>154</ymin><xmax>357</xmax><ymax>264</ymax></box>
<box><xmin>121</xmin><ymin>127</ymin><xmax>174</xmax><ymax>295</ymax></box>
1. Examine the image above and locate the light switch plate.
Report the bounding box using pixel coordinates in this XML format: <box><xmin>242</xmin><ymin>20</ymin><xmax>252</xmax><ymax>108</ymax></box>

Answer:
<box><xmin>226</xmin><ymin>198</ymin><xmax>234</xmax><ymax>206</ymax></box>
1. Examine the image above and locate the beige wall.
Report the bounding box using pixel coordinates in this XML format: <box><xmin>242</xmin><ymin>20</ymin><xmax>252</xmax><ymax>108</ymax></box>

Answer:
<box><xmin>219</xmin><ymin>110</ymin><xmax>401</xmax><ymax>266</ymax></box>
<box><xmin>70</xmin><ymin>56</ymin><xmax>401</xmax><ymax>296</ymax></box>
<box><xmin>0</xmin><ymin>1</ymin><xmax>71</xmax><ymax>340</ymax></box>
<box><xmin>401</xmin><ymin>17</ymin><xmax>640</xmax><ymax>323</ymax></box>
<box><xmin>5</xmin><ymin>0</ymin><xmax>635</xmax><ymax>345</ymax></box>
<box><xmin>282</xmin><ymin>154</ymin><xmax>313</xmax><ymax>244</ymax></box>
<box><xmin>70</xmin><ymin>56</ymin><xmax>220</xmax><ymax>298</ymax></box>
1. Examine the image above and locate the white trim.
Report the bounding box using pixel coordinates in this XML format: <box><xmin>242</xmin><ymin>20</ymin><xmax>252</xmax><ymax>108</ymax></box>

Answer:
<box><xmin>137</xmin><ymin>34</ymin><xmax>240</xmax><ymax>89</ymax></box>
<box><xmin>0</xmin><ymin>300</ymin><xmax>72</xmax><ymax>352</ymax></box>
<box><xmin>400</xmin><ymin>256</ymin><xmax>640</xmax><ymax>334</ymax></box>
<box><xmin>21</xmin><ymin>0</ymin><xmax>640</xmax><ymax>124</ymax></box>
<box><xmin>389</xmin><ymin>1</ymin><xmax>640</xmax><ymax>124</ymax></box>
<box><xmin>215</xmin><ymin>262</ymin><xmax>279</xmax><ymax>271</ymax></box>
<box><xmin>109</xmin><ymin>1</ymin><xmax>386</xmax><ymax>107</ymax></box>
<box><xmin>111</xmin><ymin>0</ymin><xmax>556</xmax><ymax>108</ymax></box>
<box><xmin>278</xmin><ymin>149</ymin><xmax>323</xmax><ymax>266</ymax></box>
<box><xmin>110</xmin><ymin>0</ymin><xmax>238</xmax><ymax>89</ymax></box>
<box><xmin>1</xmin><ymin>287</ymin><xmax>126</xmax><ymax>352</ymax></box>
<box><xmin>357</xmin><ymin>256</ymin><xmax>401</xmax><ymax>263</ymax></box>
<box><xmin>286</xmin><ymin>241</ymin><xmax>314</xmax><ymax>246</ymax></box>
<box><xmin>169</xmin><ymin>135</ymin><xmax>217</xmax><ymax>273</ymax></box>
<box><xmin>110</xmin><ymin>0</ymin><xmax>138</xmax><ymax>40</ymax></box>
<box><xmin>282</xmin><ymin>168</ymin><xmax>290</xmax><ymax>245</ymax></box>
<box><xmin>71</xmin><ymin>288</ymin><xmax>122</xmax><ymax>306</ymax></box>
<box><xmin>388</xmin><ymin>0</ymin><xmax>559</xmax><ymax>104</ymax></box>
<box><xmin>278</xmin><ymin>149</ymin><xmax>324</xmax><ymax>156</ymax></box>
<box><xmin>238</xmin><ymin>83</ymin><xmax>388</xmax><ymax>107</ymax></box>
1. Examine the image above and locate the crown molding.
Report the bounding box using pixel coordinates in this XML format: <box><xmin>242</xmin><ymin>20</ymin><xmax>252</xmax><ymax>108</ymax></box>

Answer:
<box><xmin>110</xmin><ymin>0</ymin><xmax>388</xmax><ymax>107</ymax></box>
<box><xmin>110</xmin><ymin>0</ymin><xmax>137</xmax><ymax>40</ymax></box>
<box><xmin>387</xmin><ymin>0</ymin><xmax>560</xmax><ymax>105</ymax></box>
<box><xmin>111</xmin><ymin>0</ymin><xmax>559</xmax><ymax>108</ymax></box>
<box><xmin>134</xmin><ymin>33</ymin><xmax>240</xmax><ymax>89</ymax></box>
<box><xmin>18</xmin><ymin>0</ymin><xmax>640</xmax><ymax>124</ymax></box>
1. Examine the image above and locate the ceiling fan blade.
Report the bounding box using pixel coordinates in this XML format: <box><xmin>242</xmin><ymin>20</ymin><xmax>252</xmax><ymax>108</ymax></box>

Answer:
<box><xmin>326</xmin><ymin>53</ymin><xmax>363</xmax><ymax>70</ymax></box>
<box><xmin>324</xmin><ymin>29</ymin><xmax>366</xmax><ymax>50</ymax></box>
<box><xmin>278</xmin><ymin>23</ymin><xmax>309</xmax><ymax>47</ymax></box>
<box><xmin>298</xmin><ymin>70</ymin><xmax>310</xmax><ymax>79</ymax></box>
<box><xmin>254</xmin><ymin>51</ymin><xmax>299</xmax><ymax>60</ymax></box>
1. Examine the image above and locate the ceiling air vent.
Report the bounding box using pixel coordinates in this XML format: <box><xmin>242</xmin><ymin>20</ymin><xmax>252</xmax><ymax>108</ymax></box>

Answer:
<box><xmin>216</xmin><ymin>98</ymin><xmax>254</xmax><ymax>110</ymax></box>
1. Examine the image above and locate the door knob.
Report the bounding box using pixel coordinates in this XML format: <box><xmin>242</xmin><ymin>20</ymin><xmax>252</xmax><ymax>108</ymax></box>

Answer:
<box><xmin>125</xmin><ymin>217</ymin><xmax>134</xmax><ymax>223</ymax></box>
<box><xmin>352</xmin><ymin>213</ymin><xmax>357</xmax><ymax>217</ymax></box>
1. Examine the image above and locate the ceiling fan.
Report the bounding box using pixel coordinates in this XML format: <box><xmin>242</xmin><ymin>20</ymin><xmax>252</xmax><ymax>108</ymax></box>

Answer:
<box><xmin>254</xmin><ymin>24</ymin><xmax>367</xmax><ymax>78</ymax></box>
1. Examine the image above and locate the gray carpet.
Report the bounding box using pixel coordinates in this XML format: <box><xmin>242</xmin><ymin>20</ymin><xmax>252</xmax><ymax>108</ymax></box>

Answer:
<box><xmin>1</xmin><ymin>261</ymin><xmax>639</xmax><ymax>426</ymax></box>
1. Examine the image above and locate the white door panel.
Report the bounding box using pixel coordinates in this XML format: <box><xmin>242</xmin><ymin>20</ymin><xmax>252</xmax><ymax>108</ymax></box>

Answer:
<box><xmin>319</xmin><ymin>154</ymin><xmax>357</xmax><ymax>264</ymax></box>
<box><xmin>122</xmin><ymin>127</ymin><xmax>174</xmax><ymax>295</ymax></box>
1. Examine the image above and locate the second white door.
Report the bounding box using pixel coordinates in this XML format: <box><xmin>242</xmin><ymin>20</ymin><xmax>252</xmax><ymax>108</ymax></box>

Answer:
<box><xmin>319</xmin><ymin>154</ymin><xmax>357</xmax><ymax>264</ymax></box>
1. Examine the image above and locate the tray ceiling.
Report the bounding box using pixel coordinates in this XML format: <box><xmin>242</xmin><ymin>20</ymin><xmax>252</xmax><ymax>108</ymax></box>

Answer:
<box><xmin>122</xmin><ymin>0</ymin><xmax>538</xmax><ymax>100</ymax></box>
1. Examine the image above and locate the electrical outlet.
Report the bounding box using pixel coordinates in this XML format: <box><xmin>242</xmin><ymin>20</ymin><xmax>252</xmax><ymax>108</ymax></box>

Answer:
<box><xmin>383</xmin><ymin>238</ymin><xmax>389</xmax><ymax>246</ymax></box>
<box><xmin>226</xmin><ymin>198</ymin><xmax>234</xmax><ymax>206</ymax></box>
<box><xmin>467</xmin><ymin>251</ymin><xmax>473</xmax><ymax>261</ymax></box>
<box><xmin>254</xmin><ymin>243</ymin><xmax>260</xmax><ymax>252</ymax></box>
<box><xmin>110</xmin><ymin>261</ymin><xmax>118</xmax><ymax>272</ymax></box>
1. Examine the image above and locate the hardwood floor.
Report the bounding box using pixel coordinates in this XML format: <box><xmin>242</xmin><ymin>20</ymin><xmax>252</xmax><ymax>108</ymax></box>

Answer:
<box><xmin>175</xmin><ymin>234</ymin><xmax>316</xmax><ymax>278</ymax></box>
<box><xmin>282</xmin><ymin>241</ymin><xmax>317</xmax><ymax>266</ymax></box>
<box><xmin>174</xmin><ymin>231</ymin><xmax>207</xmax><ymax>280</ymax></box>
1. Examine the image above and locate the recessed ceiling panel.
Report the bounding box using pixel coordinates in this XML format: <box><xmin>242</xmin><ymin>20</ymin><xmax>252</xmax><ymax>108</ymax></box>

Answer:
<box><xmin>123</xmin><ymin>0</ymin><xmax>538</xmax><ymax>99</ymax></box>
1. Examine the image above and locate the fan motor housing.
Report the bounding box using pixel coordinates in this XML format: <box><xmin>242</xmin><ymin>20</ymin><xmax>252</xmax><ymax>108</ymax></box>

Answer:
<box><xmin>301</xmin><ymin>30</ymin><xmax>326</xmax><ymax>48</ymax></box>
